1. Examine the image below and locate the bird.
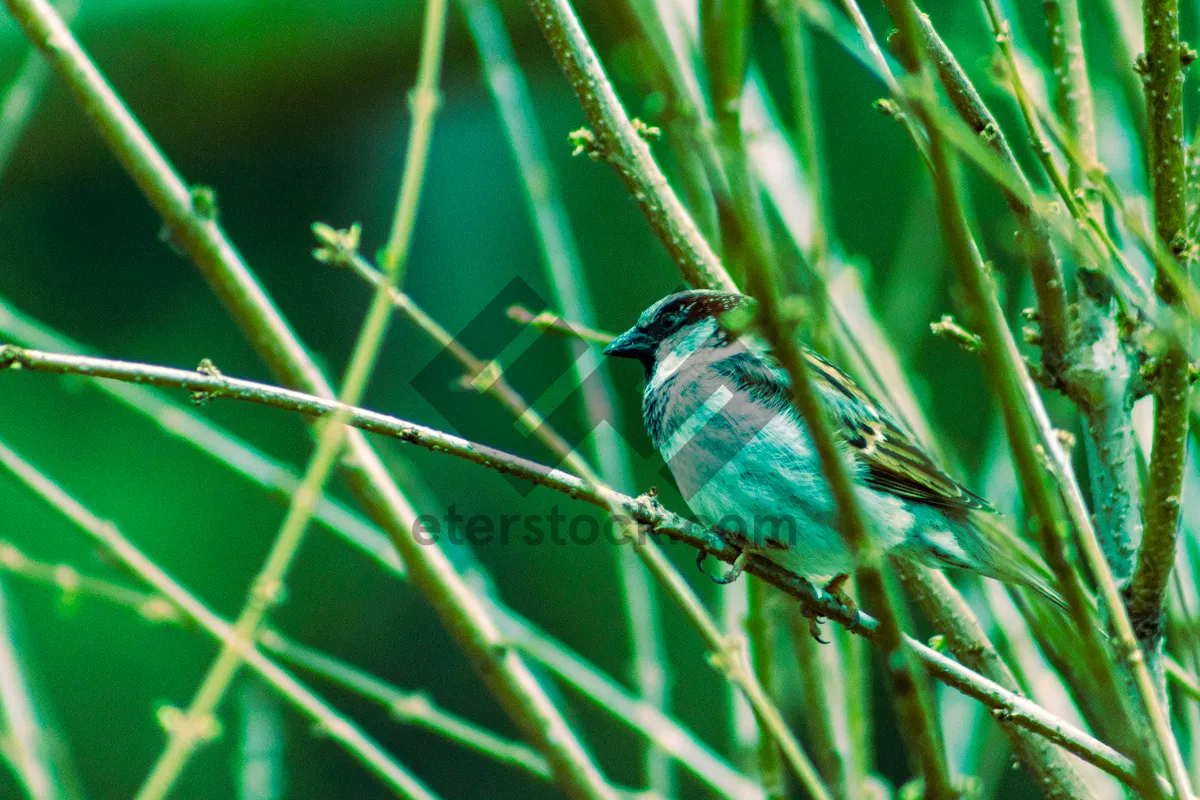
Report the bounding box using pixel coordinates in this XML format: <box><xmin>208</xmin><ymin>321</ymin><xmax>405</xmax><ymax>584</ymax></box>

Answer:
<box><xmin>602</xmin><ymin>289</ymin><xmax>1063</xmax><ymax>617</ymax></box>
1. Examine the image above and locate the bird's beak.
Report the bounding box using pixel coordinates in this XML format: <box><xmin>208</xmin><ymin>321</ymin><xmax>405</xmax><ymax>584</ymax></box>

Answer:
<box><xmin>603</xmin><ymin>326</ymin><xmax>654</xmax><ymax>359</ymax></box>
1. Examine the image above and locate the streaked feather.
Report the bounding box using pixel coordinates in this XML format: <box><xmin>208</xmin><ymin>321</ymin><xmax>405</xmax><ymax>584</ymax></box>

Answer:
<box><xmin>714</xmin><ymin>346</ymin><xmax>989</xmax><ymax>515</ymax></box>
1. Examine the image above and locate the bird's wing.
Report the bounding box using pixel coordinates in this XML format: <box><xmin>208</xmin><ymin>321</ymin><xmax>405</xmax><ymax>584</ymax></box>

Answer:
<box><xmin>714</xmin><ymin>346</ymin><xmax>990</xmax><ymax>515</ymax></box>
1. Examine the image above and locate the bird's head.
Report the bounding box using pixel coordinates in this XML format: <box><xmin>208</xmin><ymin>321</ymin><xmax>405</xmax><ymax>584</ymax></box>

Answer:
<box><xmin>603</xmin><ymin>290</ymin><xmax>751</xmax><ymax>374</ymax></box>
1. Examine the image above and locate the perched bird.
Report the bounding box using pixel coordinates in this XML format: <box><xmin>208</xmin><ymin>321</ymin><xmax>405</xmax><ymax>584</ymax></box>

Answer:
<box><xmin>603</xmin><ymin>289</ymin><xmax>1062</xmax><ymax>611</ymax></box>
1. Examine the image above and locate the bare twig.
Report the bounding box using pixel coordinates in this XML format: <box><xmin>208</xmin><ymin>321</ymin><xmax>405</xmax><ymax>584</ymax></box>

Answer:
<box><xmin>896</xmin><ymin>564</ymin><xmax>1093</xmax><ymax>800</ymax></box>
<box><xmin>0</xmin><ymin>0</ymin><xmax>79</xmax><ymax>184</ymax></box>
<box><xmin>1</xmin><ymin>0</ymin><xmax>623</xmax><ymax>794</ymax></box>
<box><xmin>453</xmin><ymin>10</ymin><xmax>671</xmax><ymax>789</ymax></box>
<box><xmin>734</xmin><ymin>102</ymin><xmax>956</xmax><ymax>800</ymax></box>
<box><xmin>0</xmin><ymin>295</ymin><xmax>404</xmax><ymax>575</ymax></box>
<box><xmin>0</xmin><ymin>343</ymin><xmax>873</xmax><ymax>631</ymax></box>
<box><xmin>1043</xmin><ymin>0</ymin><xmax>1143</xmax><ymax>589</ymax></box>
<box><xmin>333</xmin><ymin>246</ymin><xmax>826</xmax><ymax>797</ymax></box>
<box><xmin>0</xmin><ymin>537</ymin><xmax>761</xmax><ymax>799</ymax></box>
<box><xmin>524</xmin><ymin>0</ymin><xmax>736</xmax><ymax>293</ymax></box>
<box><xmin>910</xmin><ymin>9</ymin><xmax>1070</xmax><ymax>383</ymax></box>
<box><xmin>876</xmin><ymin>0</ymin><xmax>1164</xmax><ymax>795</ymax></box>
<box><xmin>965</xmin><ymin>17</ymin><xmax>1191</xmax><ymax>793</ymax></box>
<box><xmin>913</xmin><ymin>638</ymin><xmax>1167</xmax><ymax>794</ymax></box>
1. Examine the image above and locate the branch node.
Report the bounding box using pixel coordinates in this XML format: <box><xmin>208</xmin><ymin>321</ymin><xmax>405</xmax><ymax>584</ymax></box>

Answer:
<box><xmin>155</xmin><ymin>705</ymin><xmax>222</xmax><ymax>743</ymax></box>
<box><xmin>930</xmin><ymin>314</ymin><xmax>983</xmax><ymax>352</ymax></box>
<box><xmin>190</xmin><ymin>358</ymin><xmax>224</xmax><ymax>406</ymax></box>
<box><xmin>311</xmin><ymin>222</ymin><xmax>362</xmax><ymax>267</ymax></box>
<box><xmin>189</xmin><ymin>185</ymin><xmax>218</xmax><ymax>220</ymax></box>
<box><xmin>568</xmin><ymin>126</ymin><xmax>603</xmax><ymax>160</ymax></box>
<box><xmin>630</xmin><ymin>118</ymin><xmax>661</xmax><ymax>143</ymax></box>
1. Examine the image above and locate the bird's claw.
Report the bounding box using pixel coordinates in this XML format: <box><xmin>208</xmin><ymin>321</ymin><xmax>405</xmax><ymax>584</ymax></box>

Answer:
<box><xmin>801</xmin><ymin>605</ymin><xmax>829</xmax><ymax>644</ymax></box>
<box><xmin>824</xmin><ymin>573</ymin><xmax>858</xmax><ymax>620</ymax></box>
<box><xmin>699</xmin><ymin>549</ymin><xmax>748</xmax><ymax>585</ymax></box>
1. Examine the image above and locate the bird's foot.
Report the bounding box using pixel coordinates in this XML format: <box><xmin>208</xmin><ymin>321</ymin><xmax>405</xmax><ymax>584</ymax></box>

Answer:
<box><xmin>801</xmin><ymin>605</ymin><xmax>829</xmax><ymax>644</ymax></box>
<box><xmin>824</xmin><ymin>573</ymin><xmax>858</xmax><ymax>619</ymax></box>
<box><xmin>698</xmin><ymin>549</ymin><xmax>748</xmax><ymax>585</ymax></box>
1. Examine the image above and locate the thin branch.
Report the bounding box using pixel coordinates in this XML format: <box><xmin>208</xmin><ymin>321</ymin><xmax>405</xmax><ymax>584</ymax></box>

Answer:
<box><xmin>0</xmin><ymin>343</ymin><xmax>873</xmax><ymax>631</ymax></box>
<box><xmin>731</xmin><ymin>75</ymin><xmax>955</xmax><ymax>796</ymax></box>
<box><xmin>0</xmin><ymin>438</ymin><xmax>440</xmax><ymax>800</ymax></box>
<box><xmin>258</xmin><ymin>632</ymin><xmax>554</xmax><ymax>783</ymax></box>
<box><xmin>505</xmin><ymin>306</ymin><xmax>614</xmax><ymax>345</ymax></box>
<box><xmin>524</xmin><ymin>0</ymin><xmax>737</xmax><ymax>293</ymax></box>
<box><xmin>0</xmin><ymin>546</ymin><xmax>552</xmax><ymax>781</ymax></box>
<box><xmin>836</xmin><ymin>0</ymin><xmax>930</xmax><ymax>166</ymax></box>
<box><xmin>0</xmin><ymin>294</ymin><xmax>404</xmax><ymax>576</ymax></box>
<box><xmin>882</xmin><ymin>2</ymin><xmax>1190</xmax><ymax>796</ymax></box>
<box><xmin>0</xmin><ymin>0</ymin><xmax>621</xmax><ymax>794</ymax></box>
<box><xmin>0</xmin><ymin>0</ymin><xmax>79</xmax><ymax>184</ymax></box>
<box><xmin>896</xmin><ymin>564</ymin><xmax>1094</xmax><ymax>800</ymax></box>
<box><xmin>876</xmin><ymin>0</ymin><xmax>1166</xmax><ymax>795</ymax></box>
<box><xmin>0</xmin><ymin>576</ymin><xmax>78</xmax><ymax>800</ymax></box>
<box><xmin>773</xmin><ymin>1</ymin><xmax>830</xmax><ymax>268</ymax></box>
<box><xmin>785</xmin><ymin>612</ymin><xmax>854</xmax><ymax>799</ymax></box>
<box><xmin>910</xmin><ymin>8</ymin><xmax>1070</xmax><ymax>384</ymax></box>
<box><xmin>1128</xmin><ymin>0</ymin><xmax>1195</xmax><ymax>678</ymax></box>
<box><xmin>912</xmin><ymin>638</ymin><xmax>1168</xmax><ymax>794</ymax></box>
<box><xmin>0</xmin><ymin>537</ymin><xmax>761</xmax><ymax>799</ymax></box>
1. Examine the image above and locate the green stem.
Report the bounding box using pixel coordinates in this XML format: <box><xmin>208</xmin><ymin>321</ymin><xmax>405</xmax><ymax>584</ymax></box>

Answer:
<box><xmin>336</xmin><ymin>251</ymin><xmax>821</xmax><ymax>794</ymax></box>
<box><xmin>1043</xmin><ymin>0</ymin><xmax>1143</xmax><ymax>587</ymax></box>
<box><xmin>1128</xmin><ymin>0</ymin><xmax>1195</xmax><ymax>684</ymax></box>
<box><xmin>910</xmin><ymin>7</ymin><xmax>1070</xmax><ymax>384</ymax></box>
<box><xmin>736</xmin><ymin>116</ymin><xmax>957</xmax><ymax>800</ymax></box>
<box><xmin>776</xmin><ymin>3</ymin><xmax>830</xmax><ymax>268</ymax></box>
<box><xmin>883</xmin><ymin>1</ymin><xmax>1187</xmax><ymax>796</ymax></box>
<box><xmin>0</xmin><ymin>536</ymin><xmax>760</xmax><ymax>799</ymax></box>
<box><xmin>0</xmin><ymin>343</ymin><xmax>868</xmax><ymax>634</ymax></box>
<box><xmin>896</xmin><ymin>564</ymin><xmax>1093</xmax><ymax>800</ymax></box>
<box><xmin>525</xmin><ymin>0</ymin><xmax>737</xmax><ymax>292</ymax></box>
<box><xmin>0</xmin><ymin>294</ymin><xmax>404</xmax><ymax>576</ymax></box>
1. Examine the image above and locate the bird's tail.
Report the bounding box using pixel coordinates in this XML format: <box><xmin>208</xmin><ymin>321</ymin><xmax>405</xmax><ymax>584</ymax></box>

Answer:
<box><xmin>969</xmin><ymin>512</ymin><xmax>1069</xmax><ymax>612</ymax></box>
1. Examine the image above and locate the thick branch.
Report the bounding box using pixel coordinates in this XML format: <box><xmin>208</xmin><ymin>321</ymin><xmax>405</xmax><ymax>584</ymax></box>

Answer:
<box><xmin>879</xmin><ymin>1</ymin><xmax>1180</xmax><ymax>796</ymax></box>
<box><xmin>1043</xmin><ymin>0</ymin><xmax>1142</xmax><ymax>585</ymax></box>
<box><xmin>1129</xmin><ymin>0</ymin><xmax>1194</xmax><ymax>665</ymax></box>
